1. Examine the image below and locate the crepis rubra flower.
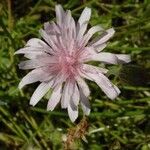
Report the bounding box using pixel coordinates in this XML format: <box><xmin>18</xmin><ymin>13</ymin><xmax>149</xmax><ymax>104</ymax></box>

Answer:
<box><xmin>15</xmin><ymin>5</ymin><xmax>131</xmax><ymax>122</ymax></box>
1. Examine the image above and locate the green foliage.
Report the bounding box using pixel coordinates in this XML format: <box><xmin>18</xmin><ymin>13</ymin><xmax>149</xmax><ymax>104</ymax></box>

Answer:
<box><xmin>0</xmin><ymin>0</ymin><xmax>150</xmax><ymax>149</ymax></box>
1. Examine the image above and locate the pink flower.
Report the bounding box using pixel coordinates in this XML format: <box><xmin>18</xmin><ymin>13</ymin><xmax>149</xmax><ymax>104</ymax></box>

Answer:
<box><xmin>15</xmin><ymin>5</ymin><xmax>131</xmax><ymax>122</ymax></box>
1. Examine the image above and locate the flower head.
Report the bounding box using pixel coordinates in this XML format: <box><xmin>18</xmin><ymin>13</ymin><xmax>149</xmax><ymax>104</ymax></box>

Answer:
<box><xmin>15</xmin><ymin>5</ymin><xmax>131</xmax><ymax>122</ymax></box>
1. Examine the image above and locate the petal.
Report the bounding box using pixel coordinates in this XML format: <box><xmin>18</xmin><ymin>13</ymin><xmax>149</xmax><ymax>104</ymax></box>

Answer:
<box><xmin>18</xmin><ymin>68</ymin><xmax>51</xmax><ymax>89</ymax></box>
<box><xmin>14</xmin><ymin>47</ymin><xmax>44</xmax><ymax>55</ymax></box>
<box><xmin>76</xmin><ymin>76</ymin><xmax>90</xmax><ymax>97</ymax></box>
<box><xmin>83</xmin><ymin>64</ymin><xmax>108</xmax><ymax>74</ymax></box>
<box><xmin>67</xmin><ymin>103</ymin><xmax>78</xmax><ymax>122</ymax></box>
<box><xmin>61</xmin><ymin>80</ymin><xmax>73</xmax><ymax>108</ymax></box>
<box><xmin>65</xmin><ymin>10</ymin><xmax>76</xmax><ymax>39</ymax></box>
<box><xmin>26</xmin><ymin>38</ymin><xmax>53</xmax><ymax>54</ymax></box>
<box><xmin>70</xmin><ymin>17</ymin><xmax>76</xmax><ymax>39</ymax></box>
<box><xmin>47</xmin><ymin>84</ymin><xmax>62</xmax><ymax>111</ymax></box>
<box><xmin>15</xmin><ymin>46</ymin><xmax>53</xmax><ymax>56</ymax></box>
<box><xmin>115</xmin><ymin>54</ymin><xmax>131</xmax><ymax>63</ymax></box>
<box><xmin>44</xmin><ymin>21</ymin><xmax>60</xmax><ymax>35</ymax></box>
<box><xmin>50</xmin><ymin>73</ymin><xmax>67</xmax><ymax>89</ymax></box>
<box><xmin>89</xmin><ymin>52</ymin><xmax>131</xmax><ymax>64</ymax></box>
<box><xmin>44</xmin><ymin>22</ymin><xmax>51</xmax><ymax>32</ymax></box>
<box><xmin>113</xmin><ymin>84</ymin><xmax>121</xmax><ymax>94</ymax></box>
<box><xmin>81</xmin><ymin>67</ymin><xmax>120</xmax><ymax>99</ymax></box>
<box><xmin>18</xmin><ymin>56</ymin><xmax>57</xmax><ymax>70</ymax></box>
<box><xmin>30</xmin><ymin>81</ymin><xmax>53</xmax><ymax>106</ymax></box>
<box><xmin>80</xmin><ymin>25</ymin><xmax>103</xmax><ymax>47</ymax></box>
<box><xmin>71</xmin><ymin>83</ymin><xmax>80</xmax><ymax>107</ymax></box>
<box><xmin>89</xmin><ymin>52</ymin><xmax>118</xmax><ymax>64</ymax></box>
<box><xmin>78</xmin><ymin>7</ymin><xmax>91</xmax><ymax>27</ymax></box>
<box><xmin>91</xmin><ymin>28</ymin><xmax>115</xmax><ymax>46</ymax></box>
<box><xmin>96</xmin><ymin>73</ymin><xmax>120</xmax><ymax>99</ymax></box>
<box><xmin>93</xmin><ymin>43</ymin><xmax>107</xmax><ymax>52</ymax></box>
<box><xmin>80</xmin><ymin>88</ymin><xmax>91</xmax><ymax>115</ymax></box>
<box><xmin>55</xmin><ymin>5</ymin><xmax>65</xmax><ymax>26</ymax></box>
<box><xmin>24</xmin><ymin>53</ymin><xmax>48</xmax><ymax>59</ymax></box>
<box><xmin>26</xmin><ymin>38</ymin><xmax>48</xmax><ymax>48</ymax></box>
<box><xmin>65</xmin><ymin>10</ymin><xmax>72</xmax><ymax>28</ymax></box>
<box><xmin>77</xmin><ymin>7</ymin><xmax>91</xmax><ymax>39</ymax></box>
<box><xmin>39</xmin><ymin>29</ymin><xmax>58</xmax><ymax>51</ymax></box>
<box><xmin>18</xmin><ymin>60</ymin><xmax>44</xmax><ymax>70</ymax></box>
<box><xmin>61</xmin><ymin>80</ymin><xmax>79</xmax><ymax>109</ymax></box>
<box><xmin>80</xmin><ymin>47</ymin><xmax>97</xmax><ymax>62</ymax></box>
<box><xmin>87</xmin><ymin>25</ymin><xmax>103</xmax><ymax>37</ymax></box>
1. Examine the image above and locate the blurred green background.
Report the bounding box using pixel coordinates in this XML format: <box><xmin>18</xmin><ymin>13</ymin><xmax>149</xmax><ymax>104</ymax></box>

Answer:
<box><xmin>0</xmin><ymin>0</ymin><xmax>150</xmax><ymax>149</ymax></box>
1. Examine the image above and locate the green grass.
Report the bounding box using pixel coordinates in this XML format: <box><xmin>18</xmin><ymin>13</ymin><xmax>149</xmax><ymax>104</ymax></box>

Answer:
<box><xmin>0</xmin><ymin>0</ymin><xmax>150</xmax><ymax>149</ymax></box>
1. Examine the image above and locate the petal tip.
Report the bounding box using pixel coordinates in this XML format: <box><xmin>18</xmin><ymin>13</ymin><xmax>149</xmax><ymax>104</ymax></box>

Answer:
<box><xmin>14</xmin><ymin>51</ymin><xmax>19</xmax><ymax>55</ymax></box>
<box><xmin>109</xmin><ymin>28</ymin><xmax>115</xmax><ymax>33</ymax></box>
<box><xmin>85</xmin><ymin>7</ymin><xmax>91</xmax><ymax>12</ymax></box>
<box><xmin>68</xmin><ymin>105</ymin><xmax>78</xmax><ymax>122</ymax></box>
<box><xmin>47</xmin><ymin>105</ymin><xmax>54</xmax><ymax>111</ymax></box>
<box><xmin>126</xmin><ymin>55</ymin><xmax>132</xmax><ymax>63</ymax></box>
<box><xmin>84</xmin><ymin>109</ymin><xmax>91</xmax><ymax>116</ymax></box>
<box><xmin>18</xmin><ymin>84</ymin><xmax>23</xmax><ymax>90</ymax></box>
<box><xmin>29</xmin><ymin>101</ymin><xmax>36</xmax><ymax>106</ymax></box>
<box><xmin>18</xmin><ymin>81</ymin><xmax>24</xmax><ymax>89</ymax></box>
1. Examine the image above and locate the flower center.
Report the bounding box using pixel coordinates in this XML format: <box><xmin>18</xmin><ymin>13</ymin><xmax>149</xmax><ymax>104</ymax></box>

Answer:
<box><xmin>65</xmin><ymin>56</ymin><xmax>75</xmax><ymax>65</ymax></box>
<box><xmin>58</xmin><ymin>54</ymin><xmax>79</xmax><ymax>77</ymax></box>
